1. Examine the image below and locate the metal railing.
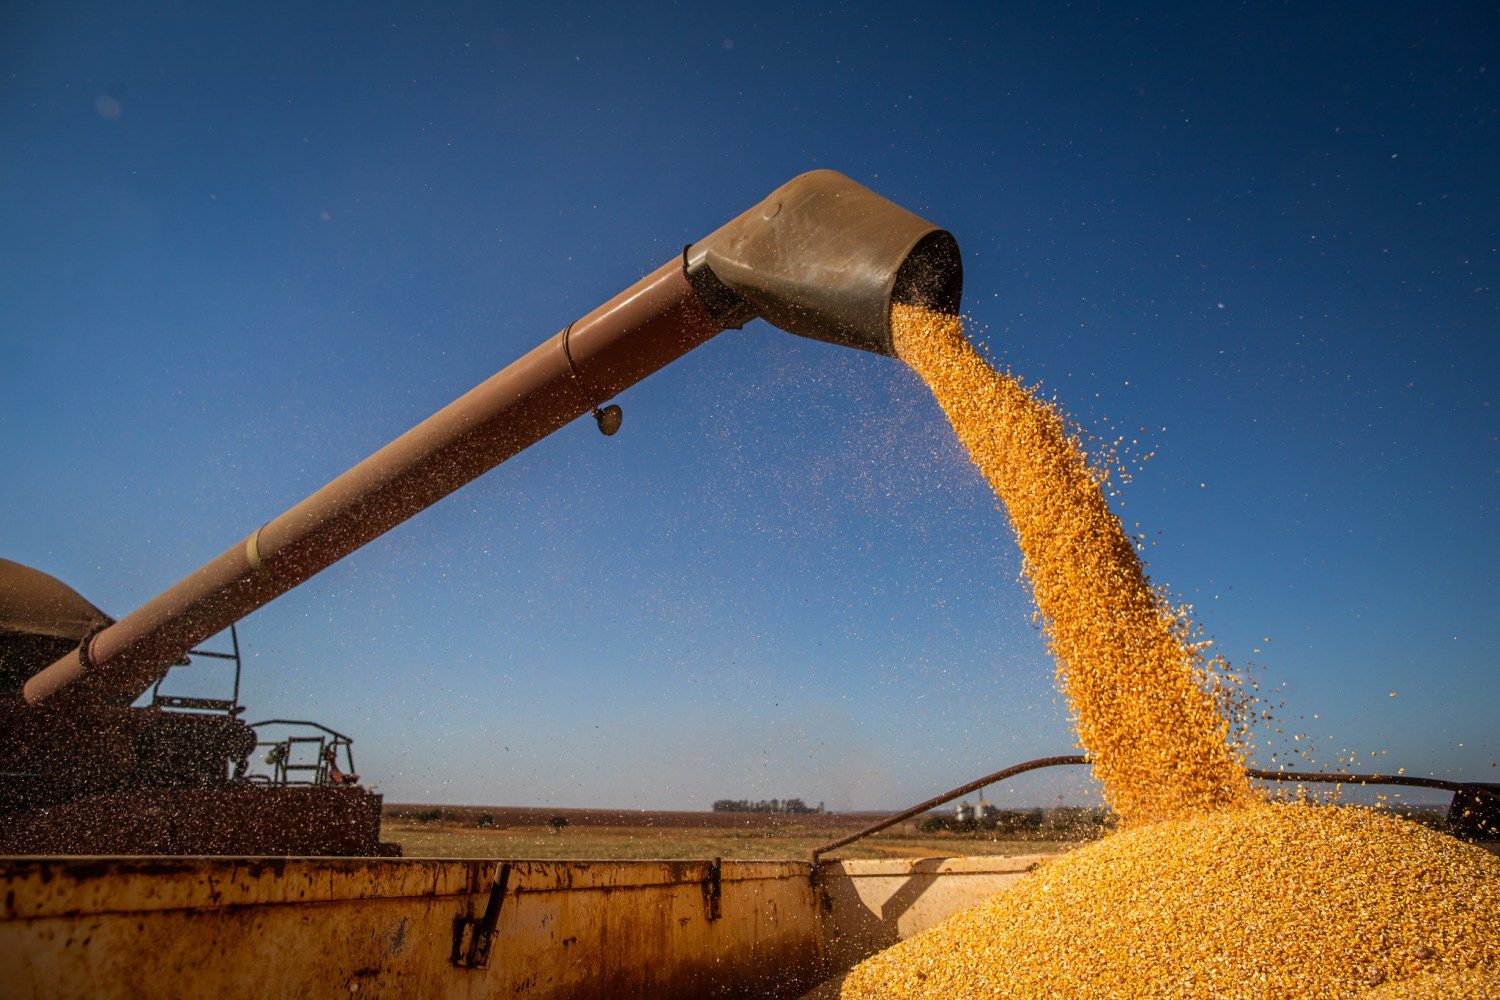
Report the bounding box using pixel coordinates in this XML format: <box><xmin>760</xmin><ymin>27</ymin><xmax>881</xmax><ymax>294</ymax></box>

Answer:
<box><xmin>248</xmin><ymin>719</ymin><xmax>359</xmax><ymax>787</ymax></box>
<box><xmin>149</xmin><ymin>623</ymin><xmax>243</xmax><ymax>714</ymax></box>
<box><xmin>808</xmin><ymin>756</ymin><xmax>1497</xmax><ymax>862</ymax></box>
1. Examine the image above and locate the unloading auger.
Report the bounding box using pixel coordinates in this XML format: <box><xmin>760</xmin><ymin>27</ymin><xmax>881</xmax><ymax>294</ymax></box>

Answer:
<box><xmin>21</xmin><ymin>169</ymin><xmax>962</xmax><ymax>713</ymax></box>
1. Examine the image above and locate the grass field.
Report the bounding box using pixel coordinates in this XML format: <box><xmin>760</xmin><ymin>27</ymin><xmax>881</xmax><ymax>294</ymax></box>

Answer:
<box><xmin>382</xmin><ymin>805</ymin><xmax>1103</xmax><ymax>861</ymax></box>
<box><xmin>381</xmin><ymin>802</ymin><xmax>1482</xmax><ymax>861</ymax></box>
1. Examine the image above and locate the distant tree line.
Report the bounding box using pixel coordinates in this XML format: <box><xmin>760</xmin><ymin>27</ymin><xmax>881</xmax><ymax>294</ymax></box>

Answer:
<box><xmin>919</xmin><ymin>806</ymin><xmax>1113</xmax><ymax>838</ymax></box>
<box><xmin>712</xmin><ymin>798</ymin><xmax>825</xmax><ymax>814</ymax></box>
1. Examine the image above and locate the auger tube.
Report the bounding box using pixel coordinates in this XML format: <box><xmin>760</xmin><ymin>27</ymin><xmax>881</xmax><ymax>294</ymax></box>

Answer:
<box><xmin>21</xmin><ymin>169</ymin><xmax>962</xmax><ymax>711</ymax></box>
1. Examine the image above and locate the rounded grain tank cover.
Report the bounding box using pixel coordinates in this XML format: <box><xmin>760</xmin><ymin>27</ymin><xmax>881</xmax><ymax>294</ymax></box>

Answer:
<box><xmin>684</xmin><ymin>170</ymin><xmax>962</xmax><ymax>356</ymax></box>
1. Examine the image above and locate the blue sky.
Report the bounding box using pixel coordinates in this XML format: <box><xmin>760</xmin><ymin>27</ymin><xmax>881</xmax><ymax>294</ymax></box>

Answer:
<box><xmin>2</xmin><ymin>3</ymin><xmax>1495</xmax><ymax>809</ymax></box>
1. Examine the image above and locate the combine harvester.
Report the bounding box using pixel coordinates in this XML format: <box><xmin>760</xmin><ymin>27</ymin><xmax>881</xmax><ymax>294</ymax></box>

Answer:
<box><xmin>1</xmin><ymin>172</ymin><xmax>1492</xmax><ymax>998</ymax></box>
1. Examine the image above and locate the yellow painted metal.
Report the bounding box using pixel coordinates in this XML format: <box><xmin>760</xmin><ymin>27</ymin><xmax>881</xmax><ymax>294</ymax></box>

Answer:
<box><xmin>0</xmin><ymin>854</ymin><xmax>1040</xmax><ymax>998</ymax></box>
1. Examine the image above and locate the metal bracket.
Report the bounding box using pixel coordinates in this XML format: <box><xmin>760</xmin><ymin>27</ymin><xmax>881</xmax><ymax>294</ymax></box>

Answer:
<box><xmin>702</xmin><ymin>857</ymin><xmax>722</xmax><ymax>922</ymax></box>
<box><xmin>452</xmin><ymin>862</ymin><xmax>511</xmax><ymax>969</ymax></box>
<box><xmin>75</xmin><ymin>623</ymin><xmax>109</xmax><ymax>674</ymax></box>
<box><xmin>1448</xmin><ymin>784</ymin><xmax>1500</xmax><ymax>840</ymax></box>
<box><xmin>560</xmin><ymin>321</ymin><xmax>622</xmax><ymax>436</ymax></box>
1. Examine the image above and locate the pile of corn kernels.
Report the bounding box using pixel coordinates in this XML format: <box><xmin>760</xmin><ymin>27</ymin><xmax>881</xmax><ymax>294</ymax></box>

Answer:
<box><xmin>838</xmin><ymin>802</ymin><xmax>1498</xmax><ymax>998</ymax></box>
<box><xmin>842</xmin><ymin>306</ymin><xmax>1500</xmax><ymax>998</ymax></box>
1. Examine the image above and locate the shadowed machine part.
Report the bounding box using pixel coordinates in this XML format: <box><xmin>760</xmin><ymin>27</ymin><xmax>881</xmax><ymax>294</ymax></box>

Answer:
<box><xmin>0</xmin><ymin>170</ymin><xmax>962</xmax><ymax>855</ymax></box>
<box><xmin>685</xmin><ymin>170</ymin><xmax>961</xmax><ymax>354</ymax></box>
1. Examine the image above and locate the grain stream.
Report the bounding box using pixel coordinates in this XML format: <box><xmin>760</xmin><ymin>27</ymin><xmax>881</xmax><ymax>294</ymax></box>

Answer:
<box><xmin>844</xmin><ymin>306</ymin><xmax>1499</xmax><ymax>999</ymax></box>
<box><xmin>890</xmin><ymin>303</ymin><xmax>1251</xmax><ymax>824</ymax></box>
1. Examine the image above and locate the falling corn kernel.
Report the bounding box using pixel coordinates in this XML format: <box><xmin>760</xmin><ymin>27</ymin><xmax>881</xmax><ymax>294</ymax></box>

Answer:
<box><xmin>844</xmin><ymin>305</ymin><xmax>1500</xmax><ymax>1000</ymax></box>
<box><xmin>890</xmin><ymin>303</ymin><xmax>1252</xmax><ymax>824</ymax></box>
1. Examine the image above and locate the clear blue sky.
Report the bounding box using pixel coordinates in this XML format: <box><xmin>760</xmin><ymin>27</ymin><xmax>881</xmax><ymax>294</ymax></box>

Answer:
<box><xmin>2</xmin><ymin>3</ymin><xmax>1495</xmax><ymax>809</ymax></box>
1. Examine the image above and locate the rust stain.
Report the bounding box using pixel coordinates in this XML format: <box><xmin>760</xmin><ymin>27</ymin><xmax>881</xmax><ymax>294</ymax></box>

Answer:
<box><xmin>387</xmin><ymin>917</ymin><xmax>407</xmax><ymax>955</ymax></box>
<box><xmin>0</xmin><ymin>854</ymin><xmax>1031</xmax><ymax>999</ymax></box>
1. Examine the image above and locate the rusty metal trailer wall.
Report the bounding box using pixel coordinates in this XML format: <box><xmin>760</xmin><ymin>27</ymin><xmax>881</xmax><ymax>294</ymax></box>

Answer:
<box><xmin>0</xmin><ymin>854</ymin><xmax>1039</xmax><ymax>998</ymax></box>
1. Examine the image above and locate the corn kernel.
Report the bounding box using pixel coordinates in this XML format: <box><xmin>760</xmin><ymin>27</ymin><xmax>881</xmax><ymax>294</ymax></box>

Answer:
<box><xmin>843</xmin><ymin>306</ymin><xmax>1500</xmax><ymax>999</ymax></box>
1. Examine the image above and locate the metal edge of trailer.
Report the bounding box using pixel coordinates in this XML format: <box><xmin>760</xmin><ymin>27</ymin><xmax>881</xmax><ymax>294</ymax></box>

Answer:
<box><xmin>0</xmin><ymin>852</ymin><xmax>1043</xmax><ymax>999</ymax></box>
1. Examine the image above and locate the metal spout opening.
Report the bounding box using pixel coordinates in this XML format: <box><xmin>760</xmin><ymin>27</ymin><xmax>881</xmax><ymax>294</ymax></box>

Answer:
<box><xmin>891</xmin><ymin>229</ymin><xmax>963</xmax><ymax>317</ymax></box>
<box><xmin>685</xmin><ymin>170</ymin><xmax>963</xmax><ymax>357</ymax></box>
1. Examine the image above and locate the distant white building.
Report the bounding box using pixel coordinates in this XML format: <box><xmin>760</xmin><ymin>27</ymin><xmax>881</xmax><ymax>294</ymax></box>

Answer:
<box><xmin>974</xmin><ymin>795</ymin><xmax>999</xmax><ymax>825</ymax></box>
<box><xmin>953</xmin><ymin>800</ymin><xmax>974</xmax><ymax>824</ymax></box>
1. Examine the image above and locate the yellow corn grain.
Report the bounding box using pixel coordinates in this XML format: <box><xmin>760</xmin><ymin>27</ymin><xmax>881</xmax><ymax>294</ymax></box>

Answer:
<box><xmin>845</xmin><ymin>306</ymin><xmax>1500</xmax><ymax>999</ymax></box>
<box><xmin>891</xmin><ymin>303</ymin><xmax>1251</xmax><ymax>824</ymax></box>
<box><xmin>1363</xmin><ymin>967</ymin><xmax>1500</xmax><ymax>999</ymax></box>
<box><xmin>839</xmin><ymin>803</ymin><xmax>1499</xmax><ymax>999</ymax></box>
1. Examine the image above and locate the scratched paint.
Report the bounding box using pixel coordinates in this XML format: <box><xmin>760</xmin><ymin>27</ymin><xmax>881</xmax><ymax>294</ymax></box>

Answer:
<box><xmin>0</xmin><ymin>855</ymin><xmax>1037</xmax><ymax>998</ymax></box>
